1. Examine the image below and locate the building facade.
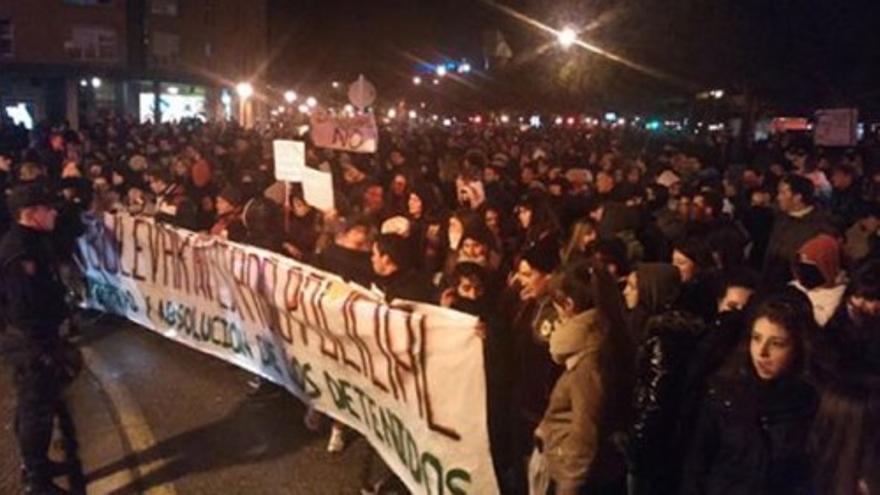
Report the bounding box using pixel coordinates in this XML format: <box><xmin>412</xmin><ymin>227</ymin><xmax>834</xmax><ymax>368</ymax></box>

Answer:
<box><xmin>0</xmin><ymin>0</ymin><xmax>268</xmax><ymax>129</ymax></box>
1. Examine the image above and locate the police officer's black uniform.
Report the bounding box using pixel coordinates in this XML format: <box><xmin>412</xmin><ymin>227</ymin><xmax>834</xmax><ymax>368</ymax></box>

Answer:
<box><xmin>0</xmin><ymin>183</ymin><xmax>81</xmax><ymax>495</ymax></box>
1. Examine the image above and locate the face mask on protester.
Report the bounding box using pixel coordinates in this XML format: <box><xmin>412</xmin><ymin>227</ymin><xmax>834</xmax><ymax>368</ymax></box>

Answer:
<box><xmin>792</xmin><ymin>262</ymin><xmax>826</xmax><ymax>290</ymax></box>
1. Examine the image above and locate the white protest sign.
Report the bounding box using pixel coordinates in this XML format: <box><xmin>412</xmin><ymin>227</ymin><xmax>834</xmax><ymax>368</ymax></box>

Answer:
<box><xmin>814</xmin><ymin>108</ymin><xmax>858</xmax><ymax>147</ymax></box>
<box><xmin>302</xmin><ymin>167</ymin><xmax>335</xmax><ymax>211</ymax></box>
<box><xmin>77</xmin><ymin>213</ymin><xmax>499</xmax><ymax>495</ymax></box>
<box><xmin>310</xmin><ymin>109</ymin><xmax>378</xmax><ymax>154</ymax></box>
<box><xmin>273</xmin><ymin>140</ymin><xmax>305</xmax><ymax>182</ymax></box>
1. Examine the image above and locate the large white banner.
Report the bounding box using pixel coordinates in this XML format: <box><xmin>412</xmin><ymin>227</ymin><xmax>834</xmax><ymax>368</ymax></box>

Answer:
<box><xmin>77</xmin><ymin>213</ymin><xmax>498</xmax><ymax>495</ymax></box>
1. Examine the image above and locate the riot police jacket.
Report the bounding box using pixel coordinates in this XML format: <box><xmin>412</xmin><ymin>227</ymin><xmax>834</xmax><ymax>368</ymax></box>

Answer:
<box><xmin>0</xmin><ymin>224</ymin><xmax>69</xmax><ymax>349</ymax></box>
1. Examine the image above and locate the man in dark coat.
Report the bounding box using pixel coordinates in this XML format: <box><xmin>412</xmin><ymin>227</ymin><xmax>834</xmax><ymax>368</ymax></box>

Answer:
<box><xmin>0</xmin><ymin>183</ymin><xmax>82</xmax><ymax>494</ymax></box>
<box><xmin>370</xmin><ymin>233</ymin><xmax>436</xmax><ymax>304</ymax></box>
<box><xmin>762</xmin><ymin>174</ymin><xmax>836</xmax><ymax>290</ymax></box>
<box><xmin>829</xmin><ymin>163</ymin><xmax>868</xmax><ymax>231</ymax></box>
<box><xmin>315</xmin><ymin>216</ymin><xmax>375</xmax><ymax>288</ymax></box>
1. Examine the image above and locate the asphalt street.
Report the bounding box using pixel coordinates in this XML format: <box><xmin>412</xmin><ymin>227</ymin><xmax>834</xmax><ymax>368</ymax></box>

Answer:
<box><xmin>0</xmin><ymin>313</ymin><xmax>385</xmax><ymax>494</ymax></box>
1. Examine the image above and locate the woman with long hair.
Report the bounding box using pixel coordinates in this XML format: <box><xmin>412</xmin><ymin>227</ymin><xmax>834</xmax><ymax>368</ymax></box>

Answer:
<box><xmin>682</xmin><ymin>293</ymin><xmax>818</xmax><ymax>495</ymax></box>
<box><xmin>514</xmin><ymin>192</ymin><xmax>561</xmax><ymax>257</ymax></box>
<box><xmin>561</xmin><ymin>217</ymin><xmax>599</xmax><ymax>264</ymax></box>
<box><xmin>810</xmin><ymin>260</ymin><xmax>880</xmax><ymax>495</ymax></box>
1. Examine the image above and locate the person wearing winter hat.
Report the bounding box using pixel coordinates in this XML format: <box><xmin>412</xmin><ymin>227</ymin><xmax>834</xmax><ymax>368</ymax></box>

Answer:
<box><xmin>790</xmin><ymin>234</ymin><xmax>846</xmax><ymax>327</ymax></box>
<box><xmin>210</xmin><ymin>185</ymin><xmax>246</xmax><ymax>241</ymax></box>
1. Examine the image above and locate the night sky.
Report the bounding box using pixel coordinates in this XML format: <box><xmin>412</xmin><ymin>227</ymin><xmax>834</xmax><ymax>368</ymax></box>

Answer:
<box><xmin>267</xmin><ymin>0</ymin><xmax>880</xmax><ymax>115</ymax></box>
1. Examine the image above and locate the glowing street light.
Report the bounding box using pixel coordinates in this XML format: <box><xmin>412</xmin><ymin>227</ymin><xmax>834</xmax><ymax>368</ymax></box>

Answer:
<box><xmin>442</xmin><ymin>118</ymin><xmax>452</xmax><ymax>127</ymax></box>
<box><xmin>500</xmin><ymin>114</ymin><xmax>510</xmax><ymax>124</ymax></box>
<box><xmin>284</xmin><ymin>90</ymin><xmax>298</xmax><ymax>103</ymax></box>
<box><xmin>236</xmin><ymin>82</ymin><xmax>253</xmax><ymax>99</ymax></box>
<box><xmin>413</xmin><ymin>76</ymin><xmax>422</xmax><ymax>85</ymax></box>
<box><xmin>557</xmin><ymin>27</ymin><xmax>577</xmax><ymax>49</ymax></box>
<box><xmin>457</xmin><ymin>62</ymin><xmax>472</xmax><ymax>74</ymax></box>
<box><xmin>436</xmin><ymin>65</ymin><xmax>448</xmax><ymax>77</ymax></box>
<box><xmin>298</xmin><ymin>104</ymin><xmax>310</xmax><ymax>114</ymax></box>
<box><xmin>408</xmin><ymin>110</ymin><xmax>418</xmax><ymax>120</ymax></box>
<box><xmin>91</xmin><ymin>77</ymin><xmax>102</xmax><ymax>89</ymax></box>
<box><xmin>79</xmin><ymin>79</ymin><xmax>88</xmax><ymax>88</ymax></box>
<box><xmin>387</xmin><ymin>109</ymin><xmax>397</xmax><ymax>119</ymax></box>
<box><xmin>432</xmin><ymin>78</ymin><xmax>440</xmax><ymax>85</ymax></box>
<box><xmin>331</xmin><ymin>81</ymin><xmax>340</xmax><ymax>89</ymax></box>
<box><xmin>306</xmin><ymin>96</ymin><xmax>317</xmax><ymax>108</ymax></box>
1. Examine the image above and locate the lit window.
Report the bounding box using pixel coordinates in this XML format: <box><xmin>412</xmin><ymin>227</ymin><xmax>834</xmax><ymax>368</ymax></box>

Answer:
<box><xmin>150</xmin><ymin>0</ymin><xmax>178</xmax><ymax>16</ymax></box>
<box><xmin>150</xmin><ymin>31</ymin><xmax>180</xmax><ymax>67</ymax></box>
<box><xmin>64</xmin><ymin>26</ymin><xmax>118</xmax><ymax>62</ymax></box>
<box><xmin>0</xmin><ymin>19</ymin><xmax>12</xmax><ymax>58</ymax></box>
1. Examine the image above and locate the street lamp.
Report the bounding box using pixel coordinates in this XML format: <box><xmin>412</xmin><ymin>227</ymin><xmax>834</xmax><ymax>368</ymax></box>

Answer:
<box><xmin>413</xmin><ymin>76</ymin><xmax>422</xmax><ymax>85</ymax></box>
<box><xmin>436</xmin><ymin>65</ymin><xmax>447</xmax><ymax>77</ymax></box>
<box><xmin>558</xmin><ymin>27</ymin><xmax>577</xmax><ymax>49</ymax></box>
<box><xmin>387</xmin><ymin>109</ymin><xmax>397</xmax><ymax>119</ymax></box>
<box><xmin>331</xmin><ymin>81</ymin><xmax>340</xmax><ymax>89</ymax></box>
<box><xmin>408</xmin><ymin>110</ymin><xmax>418</xmax><ymax>120</ymax></box>
<box><xmin>236</xmin><ymin>82</ymin><xmax>254</xmax><ymax>99</ymax></box>
<box><xmin>91</xmin><ymin>77</ymin><xmax>102</xmax><ymax>89</ymax></box>
<box><xmin>306</xmin><ymin>96</ymin><xmax>317</xmax><ymax>108</ymax></box>
<box><xmin>284</xmin><ymin>90</ymin><xmax>298</xmax><ymax>103</ymax></box>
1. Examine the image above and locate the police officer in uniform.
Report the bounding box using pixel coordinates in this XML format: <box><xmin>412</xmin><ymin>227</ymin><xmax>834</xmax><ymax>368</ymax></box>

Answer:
<box><xmin>1</xmin><ymin>182</ymin><xmax>82</xmax><ymax>495</ymax></box>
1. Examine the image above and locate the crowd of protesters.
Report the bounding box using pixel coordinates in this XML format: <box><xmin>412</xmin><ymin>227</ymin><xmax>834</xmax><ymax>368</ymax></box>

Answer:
<box><xmin>1</xmin><ymin>110</ymin><xmax>879</xmax><ymax>495</ymax></box>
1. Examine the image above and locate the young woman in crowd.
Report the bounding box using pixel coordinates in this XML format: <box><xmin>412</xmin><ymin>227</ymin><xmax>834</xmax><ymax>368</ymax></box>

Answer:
<box><xmin>620</xmin><ymin>262</ymin><xmax>706</xmax><ymax>495</ymax></box>
<box><xmin>682</xmin><ymin>294</ymin><xmax>818</xmax><ymax>495</ymax></box>
<box><xmin>530</xmin><ymin>263</ymin><xmax>628</xmax><ymax>495</ymax></box>
<box><xmin>810</xmin><ymin>263</ymin><xmax>880</xmax><ymax>495</ymax></box>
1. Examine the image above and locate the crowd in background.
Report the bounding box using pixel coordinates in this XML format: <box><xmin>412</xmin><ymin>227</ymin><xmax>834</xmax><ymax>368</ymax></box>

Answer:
<box><xmin>1</xmin><ymin>111</ymin><xmax>879</xmax><ymax>495</ymax></box>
